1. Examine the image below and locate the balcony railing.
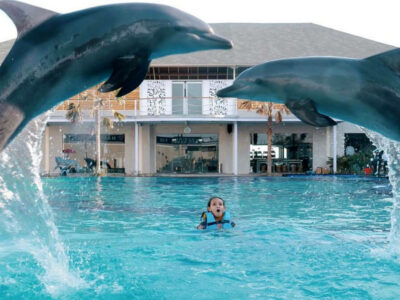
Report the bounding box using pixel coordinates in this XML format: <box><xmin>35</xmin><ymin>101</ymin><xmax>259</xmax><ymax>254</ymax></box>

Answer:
<box><xmin>52</xmin><ymin>97</ymin><xmax>294</xmax><ymax>121</ymax></box>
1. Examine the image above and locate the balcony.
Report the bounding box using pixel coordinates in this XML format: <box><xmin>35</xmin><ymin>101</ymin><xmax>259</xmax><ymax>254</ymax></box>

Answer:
<box><xmin>50</xmin><ymin>96</ymin><xmax>298</xmax><ymax>123</ymax></box>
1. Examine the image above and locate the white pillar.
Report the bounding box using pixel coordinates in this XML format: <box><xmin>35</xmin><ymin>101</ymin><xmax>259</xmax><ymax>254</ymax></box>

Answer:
<box><xmin>333</xmin><ymin>125</ymin><xmax>337</xmax><ymax>174</ymax></box>
<box><xmin>233</xmin><ymin>121</ymin><xmax>238</xmax><ymax>175</ymax></box>
<box><xmin>96</xmin><ymin>109</ymin><xmax>101</xmax><ymax>174</ymax></box>
<box><xmin>44</xmin><ymin>125</ymin><xmax>50</xmax><ymax>174</ymax></box>
<box><xmin>134</xmin><ymin>122</ymin><xmax>139</xmax><ymax>175</ymax></box>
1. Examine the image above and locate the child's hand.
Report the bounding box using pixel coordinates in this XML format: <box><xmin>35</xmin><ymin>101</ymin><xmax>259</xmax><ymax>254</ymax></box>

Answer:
<box><xmin>197</xmin><ymin>224</ymin><xmax>205</xmax><ymax>230</ymax></box>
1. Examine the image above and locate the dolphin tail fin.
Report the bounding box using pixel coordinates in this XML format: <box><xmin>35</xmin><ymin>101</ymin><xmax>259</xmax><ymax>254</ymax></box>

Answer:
<box><xmin>0</xmin><ymin>0</ymin><xmax>58</xmax><ymax>38</ymax></box>
<box><xmin>365</xmin><ymin>48</ymin><xmax>400</xmax><ymax>75</ymax></box>
<box><xmin>0</xmin><ymin>102</ymin><xmax>24</xmax><ymax>151</ymax></box>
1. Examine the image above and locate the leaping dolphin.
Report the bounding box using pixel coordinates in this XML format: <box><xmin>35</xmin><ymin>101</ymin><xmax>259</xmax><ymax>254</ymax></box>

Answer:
<box><xmin>217</xmin><ymin>49</ymin><xmax>400</xmax><ymax>141</ymax></box>
<box><xmin>0</xmin><ymin>0</ymin><xmax>232</xmax><ymax>151</ymax></box>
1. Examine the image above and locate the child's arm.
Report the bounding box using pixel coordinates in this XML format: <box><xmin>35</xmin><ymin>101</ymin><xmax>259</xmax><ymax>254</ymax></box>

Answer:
<box><xmin>197</xmin><ymin>224</ymin><xmax>205</xmax><ymax>229</ymax></box>
<box><xmin>197</xmin><ymin>219</ymin><xmax>207</xmax><ymax>229</ymax></box>
<box><xmin>197</xmin><ymin>212</ymin><xmax>207</xmax><ymax>230</ymax></box>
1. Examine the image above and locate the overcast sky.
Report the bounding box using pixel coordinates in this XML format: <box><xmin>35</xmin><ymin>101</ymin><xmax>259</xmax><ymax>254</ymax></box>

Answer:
<box><xmin>1</xmin><ymin>0</ymin><xmax>400</xmax><ymax>46</ymax></box>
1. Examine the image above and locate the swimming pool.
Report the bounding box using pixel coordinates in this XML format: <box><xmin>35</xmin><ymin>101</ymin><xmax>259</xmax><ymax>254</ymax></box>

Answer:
<box><xmin>1</xmin><ymin>176</ymin><xmax>400</xmax><ymax>299</ymax></box>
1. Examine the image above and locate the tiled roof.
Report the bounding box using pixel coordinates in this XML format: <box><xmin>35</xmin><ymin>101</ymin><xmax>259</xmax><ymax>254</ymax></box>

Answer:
<box><xmin>0</xmin><ymin>23</ymin><xmax>394</xmax><ymax>67</ymax></box>
<box><xmin>152</xmin><ymin>23</ymin><xmax>395</xmax><ymax>66</ymax></box>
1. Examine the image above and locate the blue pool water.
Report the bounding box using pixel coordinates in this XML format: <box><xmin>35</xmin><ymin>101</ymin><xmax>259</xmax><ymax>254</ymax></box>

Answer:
<box><xmin>1</xmin><ymin>176</ymin><xmax>400</xmax><ymax>299</ymax></box>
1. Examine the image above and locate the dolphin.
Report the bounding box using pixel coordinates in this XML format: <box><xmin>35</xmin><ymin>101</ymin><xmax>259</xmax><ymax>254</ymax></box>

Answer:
<box><xmin>0</xmin><ymin>0</ymin><xmax>232</xmax><ymax>151</ymax></box>
<box><xmin>217</xmin><ymin>49</ymin><xmax>400</xmax><ymax>141</ymax></box>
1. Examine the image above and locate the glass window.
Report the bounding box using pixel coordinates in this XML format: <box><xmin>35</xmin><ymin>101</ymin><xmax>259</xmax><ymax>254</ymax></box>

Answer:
<box><xmin>156</xmin><ymin>134</ymin><xmax>218</xmax><ymax>173</ymax></box>
<box><xmin>250</xmin><ymin>133</ymin><xmax>312</xmax><ymax>173</ymax></box>
<box><xmin>62</xmin><ymin>134</ymin><xmax>125</xmax><ymax>173</ymax></box>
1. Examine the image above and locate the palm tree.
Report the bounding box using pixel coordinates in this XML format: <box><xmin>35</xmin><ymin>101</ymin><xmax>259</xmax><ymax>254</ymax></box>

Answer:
<box><xmin>66</xmin><ymin>86</ymin><xmax>125</xmax><ymax>175</ymax></box>
<box><xmin>240</xmin><ymin>101</ymin><xmax>290</xmax><ymax>175</ymax></box>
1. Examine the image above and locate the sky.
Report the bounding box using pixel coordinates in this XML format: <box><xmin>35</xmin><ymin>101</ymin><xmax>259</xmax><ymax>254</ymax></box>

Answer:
<box><xmin>0</xmin><ymin>0</ymin><xmax>400</xmax><ymax>47</ymax></box>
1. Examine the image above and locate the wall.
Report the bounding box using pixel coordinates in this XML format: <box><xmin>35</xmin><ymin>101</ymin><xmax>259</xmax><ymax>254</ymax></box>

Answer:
<box><xmin>43</xmin><ymin>120</ymin><xmax>362</xmax><ymax>175</ymax></box>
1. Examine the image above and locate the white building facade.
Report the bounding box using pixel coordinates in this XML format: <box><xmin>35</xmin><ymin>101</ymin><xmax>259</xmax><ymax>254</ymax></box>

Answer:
<box><xmin>0</xmin><ymin>23</ymin><xmax>392</xmax><ymax>176</ymax></box>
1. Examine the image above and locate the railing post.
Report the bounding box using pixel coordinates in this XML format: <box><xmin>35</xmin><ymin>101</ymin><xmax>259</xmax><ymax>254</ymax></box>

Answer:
<box><xmin>233</xmin><ymin>121</ymin><xmax>238</xmax><ymax>175</ymax></box>
<box><xmin>134</xmin><ymin>99</ymin><xmax>137</xmax><ymax>117</ymax></box>
<box><xmin>333</xmin><ymin>125</ymin><xmax>337</xmax><ymax>174</ymax></box>
<box><xmin>232</xmin><ymin>66</ymin><xmax>237</xmax><ymax>116</ymax></box>
<box><xmin>135</xmin><ymin>122</ymin><xmax>139</xmax><ymax>175</ymax></box>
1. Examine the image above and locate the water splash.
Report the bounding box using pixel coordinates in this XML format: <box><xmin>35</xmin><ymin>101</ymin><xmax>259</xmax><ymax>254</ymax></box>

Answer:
<box><xmin>0</xmin><ymin>114</ymin><xmax>85</xmax><ymax>296</ymax></box>
<box><xmin>362</xmin><ymin>129</ymin><xmax>400</xmax><ymax>250</ymax></box>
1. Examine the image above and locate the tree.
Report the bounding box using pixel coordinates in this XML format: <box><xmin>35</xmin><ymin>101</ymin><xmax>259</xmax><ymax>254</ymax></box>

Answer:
<box><xmin>65</xmin><ymin>86</ymin><xmax>125</xmax><ymax>175</ymax></box>
<box><xmin>240</xmin><ymin>101</ymin><xmax>290</xmax><ymax>175</ymax></box>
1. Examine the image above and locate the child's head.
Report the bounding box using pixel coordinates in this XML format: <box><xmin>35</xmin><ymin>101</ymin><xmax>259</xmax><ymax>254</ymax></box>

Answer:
<box><xmin>207</xmin><ymin>196</ymin><xmax>226</xmax><ymax>218</ymax></box>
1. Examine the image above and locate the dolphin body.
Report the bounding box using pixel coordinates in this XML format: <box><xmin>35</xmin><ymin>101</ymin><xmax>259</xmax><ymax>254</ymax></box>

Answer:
<box><xmin>0</xmin><ymin>0</ymin><xmax>232</xmax><ymax>151</ymax></box>
<box><xmin>217</xmin><ymin>49</ymin><xmax>400</xmax><ymax>141</ymax></box>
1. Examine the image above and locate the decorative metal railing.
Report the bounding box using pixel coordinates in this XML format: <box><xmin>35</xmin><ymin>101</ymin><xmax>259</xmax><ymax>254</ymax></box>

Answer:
<box><xmin>55</xmin><ymin>96</ymin><xmax>240</xmax><ymax>118</ymax></box>
<box><xmin>53</xmin><ymin>97</ymin><xmax>294</xmax><ymax>121</ymax></box>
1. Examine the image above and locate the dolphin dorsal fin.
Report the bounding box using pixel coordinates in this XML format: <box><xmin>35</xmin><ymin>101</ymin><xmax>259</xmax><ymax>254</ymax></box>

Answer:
<box><xmin>0</xmin><ymin>0</ymin><xmax>58</xmax><ymax>38</ymax></box>
<box><xmin>365</xmin><ymin>48</ymin><xmax>400</xmax><ymax>75</ymax></box>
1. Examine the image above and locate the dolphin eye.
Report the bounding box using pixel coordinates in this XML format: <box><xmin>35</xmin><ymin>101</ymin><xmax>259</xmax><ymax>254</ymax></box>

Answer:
<box><xmin>174</xmin><ymin>26</ymin><xmax>186</xmax><ymax>32</ymax></box>
<box><xmin>255</xmin><ymin>78</ymin><xmax>264</xmax><ymax>85</ymax></box>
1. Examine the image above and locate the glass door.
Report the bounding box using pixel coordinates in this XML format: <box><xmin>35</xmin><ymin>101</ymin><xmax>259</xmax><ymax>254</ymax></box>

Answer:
<box><xmin>187</xmin><ymin>82</ymin><xmax>202</xmax><ymax>115</ymax></box>
<box><xmin>172</xmin><ymin>81</ymin><xmax>202</xmax><ymax>115</ymax></box>
<box><xmin>172</xmin><ymin>82</ymin><xmax>184</xmax><ymax>115</ymax></box>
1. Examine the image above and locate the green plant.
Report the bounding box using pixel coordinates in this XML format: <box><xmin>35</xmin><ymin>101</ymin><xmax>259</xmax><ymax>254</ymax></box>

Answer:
<box><xmin>336</xmin><ymin>152</ymin><xmax>373</xmax><ymax>174</ymax></box>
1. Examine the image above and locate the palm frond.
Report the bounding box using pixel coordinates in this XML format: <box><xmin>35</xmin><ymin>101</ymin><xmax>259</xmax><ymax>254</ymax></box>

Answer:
<box><xmin>256</xmin><ymin>105</ymin><xmax>267</xmax><ymax>115</ymax></box>
<box><xmin>281</xmin><ymin>104</ymin><xmax>291</xmax><ymax>115</ymax></box>
<box><xmin>239</xmin><ymin>100</ymin><xmax>253</xmax><ymax>110</ymax></box>
<box><xmin>65</xmin><ymin>103</ymin><xmax>82</xmax><ymax>123</ymax></box>
<box><xmin>103</xmin><ymin>117</ymin><xmax>113</xmax><ymax>129</ymax></box>
<box><xmin>114</xmin><ymin>111</ymin><xmax>125</xmax><ymax>121</ymax></box>
<box><xmin>275</xmin><ymin>111</ymin><xmax>282</xmax><ymax>123</ymax></box>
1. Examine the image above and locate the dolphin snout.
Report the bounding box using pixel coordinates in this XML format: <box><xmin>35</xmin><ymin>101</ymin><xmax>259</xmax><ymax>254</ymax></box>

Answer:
<box><xmin>217</xmin><ymin>84</ymin><xmax>240</xmax><ymax>98</ymax></box>
<box><xmin>203</xmin><ymin>32</ymin><xmax>233</xmax><ymax>49</ymax></box>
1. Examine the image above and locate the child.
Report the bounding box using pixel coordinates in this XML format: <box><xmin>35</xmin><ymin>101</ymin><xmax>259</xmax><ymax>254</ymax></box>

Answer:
<box><xmin>197</xmin><ymin>196</ymin><xmax>236</xmax><ymax>230</ymax></box>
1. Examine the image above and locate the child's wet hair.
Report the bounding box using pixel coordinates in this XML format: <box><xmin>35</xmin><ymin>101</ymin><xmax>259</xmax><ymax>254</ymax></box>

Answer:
<box><xmin>207</xmin><ymin>196</ymin><xmax>225</xmax><ymax>207</ymax></box>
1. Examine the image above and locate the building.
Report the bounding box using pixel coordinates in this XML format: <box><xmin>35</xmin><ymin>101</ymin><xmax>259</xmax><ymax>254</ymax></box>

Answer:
<box><xmin>0</xmin><ymin>23</ymin><xmax>393</xmax><ymax>175</ymax></box>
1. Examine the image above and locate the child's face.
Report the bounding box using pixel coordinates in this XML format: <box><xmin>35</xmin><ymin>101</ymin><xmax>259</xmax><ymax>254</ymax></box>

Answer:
<box><xmin>208</xmin><ymin>198</ymin><xmax>226</xmax><ymax>218</ymax></box>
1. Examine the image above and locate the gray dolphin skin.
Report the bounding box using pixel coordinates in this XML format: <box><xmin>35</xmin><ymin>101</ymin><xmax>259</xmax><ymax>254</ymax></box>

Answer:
<box><xmin>217</xmin><ymin>49</ymin><xmax>400</xmax><ymax>141</ymax></box>
<box><xmin>0</xmin><ymin>0</ymin><xmax>232</xmax><ymax>151</ymax></box>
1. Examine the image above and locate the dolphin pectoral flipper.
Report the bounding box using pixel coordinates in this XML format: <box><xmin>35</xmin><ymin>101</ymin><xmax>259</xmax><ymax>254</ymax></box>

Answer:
<box><xmin>99</xmin><ymin>56</ymin><xmax>151</xmax><ymax>97</ymax></box>
<box><xmin>286</xmin><ymin>99</ymin><xmax>337</xmax><ymax>127</ymax></box>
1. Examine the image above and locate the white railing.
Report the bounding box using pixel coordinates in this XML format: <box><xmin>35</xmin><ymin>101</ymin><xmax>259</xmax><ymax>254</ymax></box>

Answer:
<box><xmin>52</xmin><ymin>97</ymin><xmax>298</xmax><ymax>121</ymax></box>
<box><xmin>139</xmin><ymin>96</ymin><xmax>237</xmax><ymax>117</ymax></box>
<box><xmin>55</xmin><ymin>97</ymin><xmax>238</xmax><ymax>119</ymax></box>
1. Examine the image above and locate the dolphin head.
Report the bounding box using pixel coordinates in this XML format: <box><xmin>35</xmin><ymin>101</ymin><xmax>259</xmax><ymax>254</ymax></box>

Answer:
<box><xmin>217</xmin><ymin>60</ymin><xmax>300</xmax><ymax>101</ymax></box>
<box><xmin>147</xmin><ymin>5</ymin><xmax>233</xmax><ymax>58</ymax></box>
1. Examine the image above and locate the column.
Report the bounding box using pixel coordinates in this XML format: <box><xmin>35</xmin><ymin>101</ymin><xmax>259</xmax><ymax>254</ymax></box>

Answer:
<box><xmin>134</xmin><ymin>122</ymin><xmax>139</xmax><ymax>175</ymax></box>
<box><xmin>333</xmin><ymin>125</ymin><xmax>337</xmax><ymax>174</ymax></box>
<box><xmin>233</xmin><ymin>121</ymin><xmax>238</xmax><ymax>175</ymax></box>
